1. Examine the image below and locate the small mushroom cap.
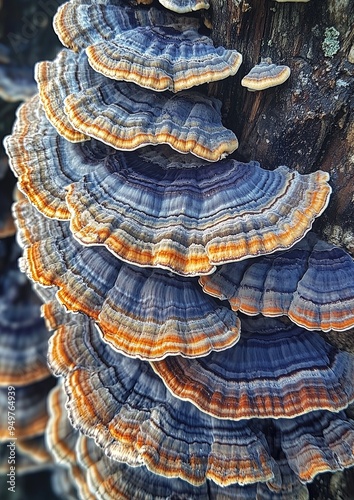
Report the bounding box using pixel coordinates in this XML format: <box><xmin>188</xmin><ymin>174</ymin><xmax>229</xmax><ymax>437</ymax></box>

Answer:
<box><xmin>87</xmin><ymin>26</ymin><xmax>242</xmax><ymax>92</ymax></box>
<box><xmin>65</xmin><ymin>154</ymin><xmax>330</xmax><ymax>275</ymax></box>
<box><xmin>5</xmin><ymin>94</ymin><xmax>113</xmax><ymax>220</ymax></box>
<box><xmin>0</xmin><ymin>377</ymin><xmax>56</xmax><ymax>441</ymax></box>
<box><xmin>151</xmin><ymin>315</ymin><xmax>354</xmax><ymax>420</ymax></box>
<box><xmin>158</xmin><ymin>0</ymin><xmax>210</xmax><ymax>13</ymax></box>
<box><xmin>54</xmin><ymin>0</ymin><xmax>200</xmax><ymax>52</ymax></box>
<box><xmin>35</xmin><ymin>49</ymin><xmax>104</xmax><ymax>142</ymax></box>
<box><xmin>15</xmin><ymin>200</ymin><xmax>241</xmax><ymax>360</ymax></box>
<box><xmin>199</xmin><ymin>232</ymin><xmax>354</xmax><ymax>332</ymax></box>
<box><xmin>63</xmin><ymin>80</ymin><xmax>238</xmax><ymax>160</ymax></box>
<box><xmin>241</xmin><ymin>62</ymin><xmax>291</xmax><ymax>91</ymax></box>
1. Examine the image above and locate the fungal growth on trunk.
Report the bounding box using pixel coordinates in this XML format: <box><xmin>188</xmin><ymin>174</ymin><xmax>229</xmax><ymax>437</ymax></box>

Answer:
<box><xmin>241</xmin><ymin>61</ymin><xmax>291</xmax><ymax>91</ymax></box>
<box><xmin>5</xmin><ymin>0</ymin><xmax>354</xmax><ymax>498</ymax></box>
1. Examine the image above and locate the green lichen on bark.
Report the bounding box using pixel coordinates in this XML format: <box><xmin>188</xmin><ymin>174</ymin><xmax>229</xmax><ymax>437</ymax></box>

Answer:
<box><xmin>322</xmin><ymin>26</ymin><xmax>340</xmax><ymax>57</ymax></box>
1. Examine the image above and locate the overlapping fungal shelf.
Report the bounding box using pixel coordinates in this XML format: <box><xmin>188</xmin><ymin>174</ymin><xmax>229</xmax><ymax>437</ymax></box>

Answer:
<box><xmin>5</xmin><ymin>0</ymin><xmax>354</xmax><ymax>498</ymax></box>
<box><xmin>0</xmin><ymin>238</ymin><xmax>54</xmax><ymax>473</ymax></box>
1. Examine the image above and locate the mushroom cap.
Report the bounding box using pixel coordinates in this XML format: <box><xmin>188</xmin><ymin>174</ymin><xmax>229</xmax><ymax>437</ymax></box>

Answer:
<box><xmin>241</xmin><ymin>62</ymin><xmax>291</xmax><ymax>91</ymax></box>
<box><xmin>33</xmin><ymin>46</ymin><xmax>238</xmax><ymax>159</ymax></box>
<box><xmin>0</xmin><ymin>377</ymin><xmax>56</xmax><ymax>441</ymax></box>
<box><xmin>158</xmin><ymin>0</ymin><xmax>210</xmax><ymax>13</ymax></box>
<box><xmin>199</xmin><ymin>232</ymin><xmax>354</xmax><ymax>332</ymax></box>
<box><xmin>50</xmin><ymin>382</ymin><xmax>307</xmax><ymax>499</ymax></box>
<box><xmin>86</xmin><ymin>26</ymin><xmax>242</xmax><ymax>92</ymax></box>
<box><xmin>63</xmin><ymin>80</ymin><xmax>238</xmax><ymax>160</ymax></box>
<box><xmin>45</xmin><ymin>303</ymin><xmax>279</xmax><ymax>487</ymax></box>
<box><xmin>15</xmin><ymin>200</ymin><xmax>241</xmax><ymax>360</ymax></box>
<box><xmin>53</xmin><ymin>0</ymin><xmax>200</xmax><ymax>52</ymax></box>
<box><xmin>5</xmin><ymin>94</ymin><xmax>113</xmax><ymax>220</ymax></box>
<box><xmin>151</xmin><ymin>315</ymin><xmax>354</xmax><ymax>419</ymax></box>
<box><xmin>44</xmin><ymin>296</ymin><xmax>354</xmax><ymax>487</ymax></box>
<box><xmin>66</xmin><ymin>153</ymin><xmax>330</xmax><ymax>275</ymax></box>
<box><xmin>35</xmin><ymin>49</ymin><xmax>104</xmax><ymax>142</ymax></box>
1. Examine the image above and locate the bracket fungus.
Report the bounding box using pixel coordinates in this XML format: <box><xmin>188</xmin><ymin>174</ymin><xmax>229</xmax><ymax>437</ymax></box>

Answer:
<box><xmin>0</xmin><ymin>243</ymin><xmax>51</xmax><ymax>386</ymax></box>
<box><xmin>0</xmin><ymin>241</ymin><xmax>55</xmax><ymax>448</ymax></box>
<box><xmin>13</xmin><ymin>155</ymin><xmax>330</xmax><ymax>276</ymax></box>
<box><xmin>48</xmin><ymin>382</ymin><xmax>308</xmax><ymax>499</ymax></box>
<box><xmin>45</xmin><ymin>306</ymin><xmax>278</xmax><ymax>487</ymax></box>
<box><xmin>63</xmin><ymin>81</ymin><xmax>239</xmax><ymax>160</ymax></box>
<box><xmin>0</xmin><ymin>298</ymin><xmax>51</xmax><ymax>386</ymax></box>
<box><xmin>15</xmin><ymin>199</ymin><xmax>241</xmax><ymax>360</ymax></box>
<box><xmin>151</xmin><ymin>315</ymin><xmax>354</xmax><ymax>420</ymax></box>
<box><xmin>199</xmin><ymin>232</ymin><xmax>354</xmax><ymax>332</ymax></box>
<box><xmin>158</xmin><ymin>0</ymin><xmax>210</xmax><ymax>13</ymax></box>
<box><xmin>64</xmin><ymin>159</ymin><xmax>330</xmax><ymax>275</ymax></box>
<box><xmin>5</xmin><ymin>94</ymin><xmax>113</xmax><ymax>220</ymax></box>
<box><xmin>34</xmin><ymin>50</ymin><xmax>104</xmax><ymax>142</ymax></box>
<box><xmin>42</xmin><ymin>297</ymin><xmax>354</xmax><ymax>490</ymax></box>
<box><xmin>53</xmin><ymin>0</ymin><xmax>200</xmax><ymax>53</ymax></box>
<box><xmin>241</xmin><ymin>61</ymin><xmax>291</xmax><ymax>91</ymax></box>
<box><xmin>5</xmin><ymin>0</ymin><xmax>354</xmax><ymax>497</ymax></box>
<box><xmin>86</xmin><ymin>26</ymin><xmax>242</xmax><ymax>92</ymax></box>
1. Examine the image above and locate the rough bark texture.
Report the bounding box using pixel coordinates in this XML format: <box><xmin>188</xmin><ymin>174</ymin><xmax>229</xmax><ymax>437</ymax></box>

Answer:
<box><xmin>208</xmin><ymin>0</ymin><xmax>354</xmax><ymax>254</ymax></box>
